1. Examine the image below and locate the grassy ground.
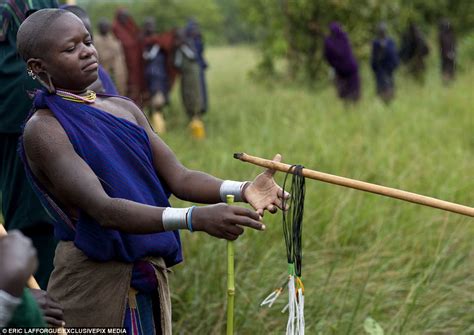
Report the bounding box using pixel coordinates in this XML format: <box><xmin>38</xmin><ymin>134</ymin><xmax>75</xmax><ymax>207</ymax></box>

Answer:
<box><xmin>162</xmin><ymin>46</ymin><xmax>473</xmax><ymax>334</ymax></box>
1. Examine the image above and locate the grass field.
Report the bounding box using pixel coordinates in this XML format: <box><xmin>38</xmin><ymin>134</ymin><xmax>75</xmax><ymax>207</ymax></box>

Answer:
<box><xmin>162</xmin><ymin>46</ymin><xmax>473</xmax><ymax>334</ymax></box>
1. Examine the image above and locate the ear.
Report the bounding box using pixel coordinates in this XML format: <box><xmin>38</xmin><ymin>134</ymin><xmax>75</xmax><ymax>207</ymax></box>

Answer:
<box><xmin>26</xmin><ymin>58</ymin><xmax>46</xmax><ymax>76</ymax></box>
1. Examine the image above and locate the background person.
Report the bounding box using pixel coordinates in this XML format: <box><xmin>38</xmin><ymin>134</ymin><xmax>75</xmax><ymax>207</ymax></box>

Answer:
<box><xmin>185</xmin><ymin>18</ymin><xmax>208</xmax><ymax>115</ymax></box>
<box><xmin>370</xmin><ymin>22</ymin><xmax>399</xmax><ymax>103</ymax></box>
<box><xmin>399</xmin><ymin>22</ymin><xmax>430</xmax><ymax>83</ymax></box>
<box><xmin>113</xmin><ymin>8</ymin><xmax>145</xmax><ymax>105</ymax></box>
<box><xmin>324</xmin><ymin>22</ymin><xmax>361</xmax><ymax>102</ymax></box>
<box><xmin>94</xmin><ymin>18</ymin><xmax>128</xmax><ymax>95</ymax></box>
<box><xmin>438</xmin><ymin>19</ymin><xmax>456</xmax><ymax>83</ymax></box>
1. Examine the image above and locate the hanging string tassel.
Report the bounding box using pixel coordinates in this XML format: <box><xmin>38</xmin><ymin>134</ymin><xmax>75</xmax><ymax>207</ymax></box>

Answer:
<box><xmin>296</xmin><ymin>277</ymin><xmax>305</xmax><ymax>335</ymax></box>
<box><xmin>261</xmin><ymin>284</ymin><xmax>285</xmax><ymax>308</ymax></box>
<box><xmin>286</xmin><ymin>274</ymin><xmax>297</xmax><ymax>335</ymax></box>
<box><xmin>260</xmin><ymin>163</ymin><xmax>306</xmax><ymax>335</ymax></box>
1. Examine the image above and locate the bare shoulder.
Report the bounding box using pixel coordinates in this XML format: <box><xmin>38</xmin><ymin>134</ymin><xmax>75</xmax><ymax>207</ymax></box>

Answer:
<box><xmin>107</xmin><ymin>96</ymin><xmax>150</xmax><ymax>127</ymax></box>
<box><xmin>23</xmin><ymin>109</ymin><xmax>72</xmax><ymax>162</ymax></box>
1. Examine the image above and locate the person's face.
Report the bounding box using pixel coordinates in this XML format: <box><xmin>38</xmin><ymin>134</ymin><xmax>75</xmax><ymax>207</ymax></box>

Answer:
<box><xmin>31</xmin><ymin>13</ymin><xmax>99</xmax><ymax>91</ymax></box>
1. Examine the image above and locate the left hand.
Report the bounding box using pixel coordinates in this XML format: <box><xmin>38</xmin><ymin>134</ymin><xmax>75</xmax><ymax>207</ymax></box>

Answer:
<box><xmin>29</xmin><ymin>288</ymin><xmax>65</xmax><ymax>327</ymax></box>
<box><xmin>243</xmin><ymin>154</ymin><xmax>289</xmax><ymax>216</ymax></box>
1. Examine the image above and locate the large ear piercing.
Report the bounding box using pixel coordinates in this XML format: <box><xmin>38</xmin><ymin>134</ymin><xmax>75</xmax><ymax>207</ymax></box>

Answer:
<box><xmin>33</xmin><ymin>72</ymin><xmax>56</xmax><ymax>94</ymax></box>
<box><xmin>46</xmin><ymin>72</ymin><xmax>56</xmax><ymax>94</ymax></box>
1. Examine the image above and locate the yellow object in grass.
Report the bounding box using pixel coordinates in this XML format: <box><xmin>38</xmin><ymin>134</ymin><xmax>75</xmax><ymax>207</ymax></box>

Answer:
<box><xmin>189</xmin><ymin>117</ymin><xmax>206</xmax><ymax>140</ymax></box>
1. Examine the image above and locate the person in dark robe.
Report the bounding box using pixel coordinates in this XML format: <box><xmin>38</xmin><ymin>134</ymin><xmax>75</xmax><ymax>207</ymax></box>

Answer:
<box><xmin>174</xmin><ymin>28</ymin><xmax>206</xmax><ymax>139</ymax></box>
<box><xmin>142</xmin><ymin>17</ymin><xmax>173</xmax><ymax>134</ymax></box>
<box><xmin>370</xmin><ymin>22</ymin><xmax>399</xmax><ymax>103</ymax></box>
<box><xmin>112</xmin><ymin>8</ymin><xmax>145</xmax><ymax>105</ymax></box>
<box><xmin>438</xmin><ymin>19</ymin><xmax>456</xmax><ymax>83</ymax></box>
<box><xmin>185</xmin><ymin>19</ymin><xmax>208</xmax><ymax>114</ymax></box>
<box><xmin>399</xmin><ymin>22</ymin><xmax>429</xmax><ymax>83</ymax></box>
<box><xmin>324</xmin><ymin>22</ymin><xmax>360</xmax><ymax>102</ymax></box>
<box><xmin>0</xmin><ymin>0</ymin><xmax>58</xmax><ymax>291</ymax></box>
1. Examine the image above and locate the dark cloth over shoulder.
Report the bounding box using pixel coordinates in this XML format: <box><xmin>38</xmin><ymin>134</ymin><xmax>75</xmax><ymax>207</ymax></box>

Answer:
<box><xmin>0</xmin><ymin>0</ymin><xmax>58</xmax><ymax>133</ymax></box>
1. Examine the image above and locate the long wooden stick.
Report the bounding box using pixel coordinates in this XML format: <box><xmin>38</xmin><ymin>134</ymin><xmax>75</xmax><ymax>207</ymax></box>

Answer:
<box><xmin>0</xmin><ymin>224</ymin><xmax>41</xmax><ymax>289</ymax></box>
<box><xmin>226</xmin><ymin>195</ymin><xmax>235</xmax><ymax>335</ymax></box>
<box><xmin>234</xmin><ymin>153</ymin><xmax>474</xmax><ymax>218</ymax></box>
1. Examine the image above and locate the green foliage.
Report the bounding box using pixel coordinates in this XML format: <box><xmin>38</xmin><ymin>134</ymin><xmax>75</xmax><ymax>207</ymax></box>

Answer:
<box><xmin>238</xmin><ymin>0</ymin><xmax>474</xmax><ymax>81</ymax></box>
<box><xmin>162</xmin><ymin>45</ymin><xmax>473</xmax><ymax>334</ymax></box>
<box><xmin>78</xmin><ymin>0</ymin><xmax>223</xmax><ymax>43</ymax></box>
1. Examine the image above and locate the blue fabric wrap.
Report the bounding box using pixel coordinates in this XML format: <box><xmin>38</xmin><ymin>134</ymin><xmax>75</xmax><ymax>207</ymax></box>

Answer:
<box><xmin>20</xmin><ymin>90</ymin><xmax>182</xmax><ymax>267</ymax></box>
<box><xmin>98</xmin><ymin>65</ymin><xmax>119</xmax><ymax>95</ymax></box>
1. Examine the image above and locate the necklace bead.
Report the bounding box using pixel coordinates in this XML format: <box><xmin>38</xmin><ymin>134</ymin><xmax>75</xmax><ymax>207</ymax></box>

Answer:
<box><xmin>56</xmin><ymin>89</ymin><xmax>96</xmax><ymax>103</ymax></box>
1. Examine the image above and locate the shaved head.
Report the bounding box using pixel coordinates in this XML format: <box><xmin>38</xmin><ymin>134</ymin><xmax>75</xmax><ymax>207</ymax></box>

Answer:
<box><xmin>17</xmin><ymin>9</ymin><xmax>75</xmax><ymax>61</ymax></box>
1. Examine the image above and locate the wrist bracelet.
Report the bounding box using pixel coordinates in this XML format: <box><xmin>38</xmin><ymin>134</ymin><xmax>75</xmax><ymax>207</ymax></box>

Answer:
<box><xmin>219</xmin><ymin>180</ymin><xmax>249</xmax><ymax>202</ymax></box>
<box><xmin>162</xmin><ymin>207</ymin><xmax>190</xmax><ymax>231</ymax></box>
<box><xmin>186</xmin><ymin>206</ymin><xmax>196</xmax><ymax>232</ymax></box>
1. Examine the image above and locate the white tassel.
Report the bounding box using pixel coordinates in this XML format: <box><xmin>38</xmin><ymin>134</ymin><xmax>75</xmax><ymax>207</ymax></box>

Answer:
<box><xmin>286</xmin><ymin>275</ymin><xmax>297</xmax><ymax>335</ymax></box>
<box><xmin>260</xmin><ymin>287</ymin><xmax>283</xmax><ymax>308</ymax></box>
<box><xmin>297</xmin><ymin>288</ymin><xmax>305</xmax><ymax>335</ymax></box>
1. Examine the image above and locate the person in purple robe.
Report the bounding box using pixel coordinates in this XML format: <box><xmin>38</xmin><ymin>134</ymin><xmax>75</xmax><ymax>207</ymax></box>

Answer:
<box><xmin>16</xmin><ymin>9</ymin><xmax>288</xmax><ymax>333</ymax></box>
<box><xmin>324</xmin><ymin>22</ymin><xmax>360</xmax><ymax>102</ymax></box>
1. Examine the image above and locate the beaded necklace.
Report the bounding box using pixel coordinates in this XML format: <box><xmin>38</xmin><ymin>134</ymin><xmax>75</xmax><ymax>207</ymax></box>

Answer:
<box><xmin>56</xmin><ymin>89</ymin><xmax>96</xmax><ymax>104</ymax></box>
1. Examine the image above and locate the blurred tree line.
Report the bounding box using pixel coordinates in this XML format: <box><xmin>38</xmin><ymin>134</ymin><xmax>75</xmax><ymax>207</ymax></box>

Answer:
<box><xmin>77</xmin><ymin>0</ymin><xmax>255</xmax><ymax>44</ymax></box>
<box><xmin>76</xmin><ymin>0</ymin><xmax>473</xmax><ymax>81</ymax></box>
<box><xmin>238</xmin><ymin>0</ymin><xmax>474</xmax><ymax>81</ymax></box>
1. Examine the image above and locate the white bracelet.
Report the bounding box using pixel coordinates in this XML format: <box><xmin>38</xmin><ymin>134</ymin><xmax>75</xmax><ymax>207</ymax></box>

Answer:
<box><xmin>162</xmin><ymin>207</ymin><xmax>190</xmax><ymax>231</ymax></box>
<box><xmin>219</xmin><ymin>180</ymin><xmax>249</xmax><ymax>202</ymax></box>
<box><xmin>0</xmin><ymin>289</ymin><xmax>22</xmax><ymax>327</ymax></box>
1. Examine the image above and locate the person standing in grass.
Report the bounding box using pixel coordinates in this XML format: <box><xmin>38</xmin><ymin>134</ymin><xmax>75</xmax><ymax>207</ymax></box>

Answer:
<box><xmin>185</xmin><ymin>18</ymin><xmax>208</xmax><ymax>115</ymax></box>
<box><xmin>142</xmin><ymin>17</ymin><xmax>177</xmax><ymax>135</ymax></box>
<box><xmin>324</xmin><ymin>22</ymin><xmax>361</xmax><ymax>103</ymax></box>
<box><xmin>370</xmin><ymin>23</ymin><xmax>399</xmax><ymax>103</ymax></box>
<box><xmin>17</xmin><ymin>9</ymin><xmax>287</xmax><ymax>333</ymax></box>
<box><xmin>94</xmin><ymin>18</ymin><xmax>128</xmax><ymax>95</ymax></box>
<box><xmin>438</xmin><ymin>19</ymin><xmax>456</xmax><ymax>83</ymax></box>
<box><xmin>174</xmin><ymin>28</ymin><xmax>206</xmax><ymax>138</ymax></box>
<box><xmin>399</xmin><ymin>22</ymin><xmax>429</xmax><ymax>83</ymax></box>
<box><xmin>113</xmin><ymin>8</ymin><xmax>145</xmax><ymax>105</ymax></box>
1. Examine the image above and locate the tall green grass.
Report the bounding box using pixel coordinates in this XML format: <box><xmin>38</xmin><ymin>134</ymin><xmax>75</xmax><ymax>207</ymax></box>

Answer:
<box><xmin>164</xmin><ymin>46</ymin><xmax>473</xmax><ymax>334</ymax></box>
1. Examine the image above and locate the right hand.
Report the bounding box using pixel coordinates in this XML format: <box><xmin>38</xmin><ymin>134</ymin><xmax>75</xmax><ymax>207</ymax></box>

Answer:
<box><xmin>192</xmin><ymin>204</ymin><xmax>264</xmax><ymax>240</ymax></box>
<box><xmin>0</xmin><ymin>230</ymin><xmax>38</xmax><ymax>297</ymax></box>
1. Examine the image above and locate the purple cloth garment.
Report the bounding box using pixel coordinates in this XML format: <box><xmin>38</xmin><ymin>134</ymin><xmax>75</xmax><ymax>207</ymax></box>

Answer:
<box><xmin>324</xmin><ymin>22</ymin><xmax>360</xmax><ymax>100</ymax></box>
<box><xmin>98</xmin><ymin>65</ymin><xmax>119</xmax><ymax>95</ymax></box>
<box><xmin>324</xmin><ymin>22</ymin><xmax>358</xmax><ymax>76</ymax></box>
<box><xmin>18</xmin><ymin>90</ymin><xmax>182</xmax><ymax>267</ymax></box>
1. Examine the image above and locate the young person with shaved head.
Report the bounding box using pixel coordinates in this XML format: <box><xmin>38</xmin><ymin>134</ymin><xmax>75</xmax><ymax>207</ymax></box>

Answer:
<box><xmin>17</xmin><ymin>8</ymin><xmax>287</xmax><ymax>334</ymax></box>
